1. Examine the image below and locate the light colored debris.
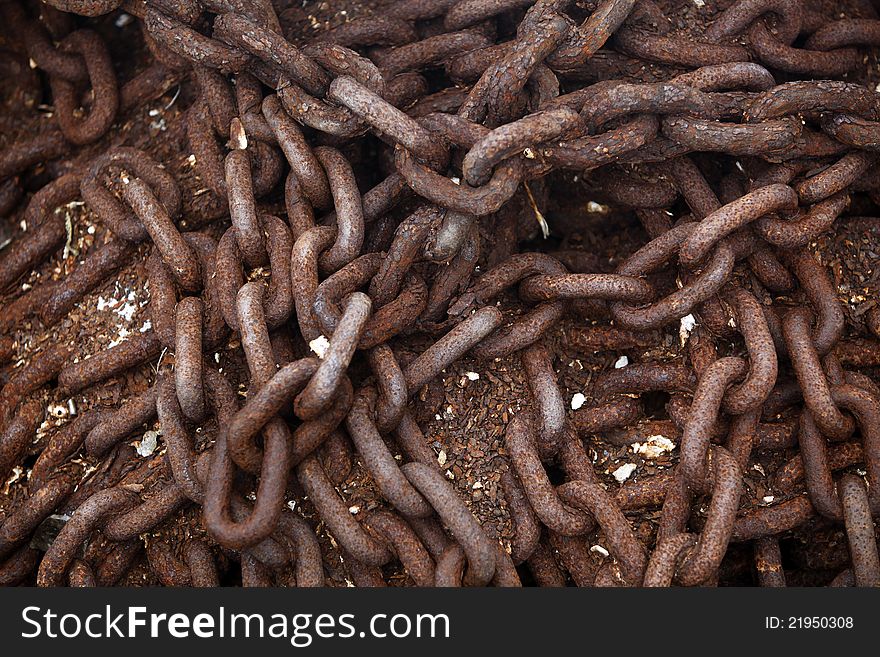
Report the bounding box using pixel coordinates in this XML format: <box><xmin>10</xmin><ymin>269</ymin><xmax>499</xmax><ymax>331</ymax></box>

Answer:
<box><xmin>590</xmin><ymin>545</ymin><xmax>610</xmax><ymax>557</ymax></box>
<box><xmin>4</xmin><ymin>466</ymin><xmax>25</xmax><ymax>490</ymax></box>
<box><xmin>115</xmin><ymin>291</ymin><xmax>139</xmax><ymax>322</ymax></box>
<box><xmin>679</xmin><ymin>313</ymin><xmax>697</xmax><ymax>345</ymax></box>
<box><xmin>612</xmin><ymin>462</ymin><xmax>637</xmax><ymax>483</ymax></box>
<box><xmin>107</xmin><ymin>327</ymin><xmax>131</xmax><ymax>349</ymax></box>
<box><xmin>136</xmin><ymin>430</ymin><xmax>159</xmax><ymax>457</ymax></box>
<box><xmin>47</xmin><ymin>402</ymin><xmax>69</xmax><ymax>419</ymax></box>
<box><xmin>309</xmin><ymin>335</ymin><xmax>330</xmax><ymax>359</ymax></box>
<box><xmin>632</xmin><ymin>435</ymin><xmax>676</xmax><ymax>459</ymax></box>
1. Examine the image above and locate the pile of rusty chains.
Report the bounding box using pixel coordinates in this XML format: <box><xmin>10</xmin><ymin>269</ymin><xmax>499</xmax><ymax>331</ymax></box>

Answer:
<box><xmin>1</xmin><ymin>0</ymin><xmax>880</xmax><ymax>586</ymax></box>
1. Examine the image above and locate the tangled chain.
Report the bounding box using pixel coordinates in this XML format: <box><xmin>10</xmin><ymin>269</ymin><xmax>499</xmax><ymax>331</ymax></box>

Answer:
<box><xmin>1</xmin><ymin>0</ymin><xmax>880</xmax><ymax>587</ymax></box>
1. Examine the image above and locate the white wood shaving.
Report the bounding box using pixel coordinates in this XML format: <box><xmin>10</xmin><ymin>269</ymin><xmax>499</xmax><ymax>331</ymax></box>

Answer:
<box><xmin>679</xmin><ymin>313</ymin><xmax>697</xmax><ymax>345</ymax></box>
<box><xmin>612</xmin><ymin>463</ymin><xmax>637</xmax><ymax>483</ymax></box>
<box><xmin>309</xmin><ymin>335</ymin><xmax>330</xmax><ymax>359</ymax></box>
